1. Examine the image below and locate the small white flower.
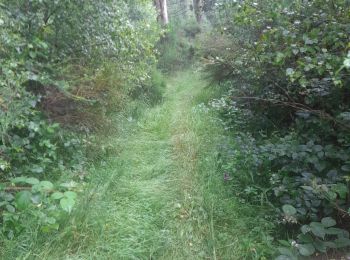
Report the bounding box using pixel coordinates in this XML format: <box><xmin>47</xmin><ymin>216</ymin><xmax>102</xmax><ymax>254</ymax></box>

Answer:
<box><xmin>291</xmin><ymin>240</ymin><xmax>298</xmax><ymax>247</ymax></box>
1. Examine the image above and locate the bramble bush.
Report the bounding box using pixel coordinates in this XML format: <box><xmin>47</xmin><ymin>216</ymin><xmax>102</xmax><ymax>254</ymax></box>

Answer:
<box><xmin>0</xmin><ymin>0</ymin><xmax>161</xmax><ymax>239</ymax></box>
<box><xmin>204</xmin><ymin>0</ymin><xmax>350</xmax><ymax>258</ymax></box>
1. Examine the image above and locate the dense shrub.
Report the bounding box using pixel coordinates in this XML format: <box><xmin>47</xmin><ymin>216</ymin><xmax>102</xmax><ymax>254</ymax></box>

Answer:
<box><xmin>0</xmin><ymin>0</ymin><xmax>161</xmax><ymax>239</ymax></box>
<box><xmin>157</xmin><ymin>20</ymin><xmax>200</xmax><ymax>73</ymax></box>
<box><xmin>204</xmin><ymin>0</ymin><xmax>350</xmax><ymax>257</ymax></box>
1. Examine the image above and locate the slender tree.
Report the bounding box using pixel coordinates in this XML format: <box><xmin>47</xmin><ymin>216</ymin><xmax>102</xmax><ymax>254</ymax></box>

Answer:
<box><xmin>193</xmin><ymin>0</ymin><xmax>202</xmax><ymax>23</ymax></box>
<box><xmin>180</xmin><ymin>0</ymin><xmax>189</xmax><ymax>17</ymax></box>
<box><xmin>154</xmin><ymin>0</ymin><xmax>169</xmax><ymax>25</ymax></box>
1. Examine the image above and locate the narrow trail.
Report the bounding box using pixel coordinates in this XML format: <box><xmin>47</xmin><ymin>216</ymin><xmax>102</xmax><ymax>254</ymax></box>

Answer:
<box><xmin>79</xmin><ymin>70</ymin><xmax>218</xmax><ymax>259</ymax></box>
<box><xmin>18</xmin><ymin>70</ymin><xmax>273</xmax><ymax>260</ymax></box>
<box><xmin>93</xmin><ymin>70</ymin><xmax>217</xmax><ymax>259</ymax></box>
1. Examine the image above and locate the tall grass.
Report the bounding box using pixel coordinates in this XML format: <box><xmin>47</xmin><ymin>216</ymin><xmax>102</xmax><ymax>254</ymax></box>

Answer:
<box><xmin>1</xmin><ymin>71</ymin><xmax>275</xmax><ymax>259</ymax></box>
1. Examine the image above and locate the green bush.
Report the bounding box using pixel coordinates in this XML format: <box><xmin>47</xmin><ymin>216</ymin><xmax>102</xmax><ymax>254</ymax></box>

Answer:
<box><xmin>205</xmin><ymin>0</ymin><xmax>350</xmax><ymax>257</ymax></box>
<box><xmin>0</xmin><ymin>0</ymin><xmax>161</xmax><ymax>239</ymax></box>
<box><xmin>157</xmin><ymin>21</ymin><xmax>199</xmax><ymax>73</ymax></box>
<box><xmin>129</xmin><ymin>69</ymin><xmax>166</xmax><ymax>105</ymax></box>
<box><xmin>143</xmin><ymin>69</ymin><xmax>167</xmax><ymax>104</ymax></box>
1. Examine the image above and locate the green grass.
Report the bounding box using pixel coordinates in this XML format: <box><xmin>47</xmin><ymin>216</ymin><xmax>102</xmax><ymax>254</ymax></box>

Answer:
<box><xmin>1</xmin><ymin>70</ymin><xmax>275</xmax><ymax>259</ymax></box>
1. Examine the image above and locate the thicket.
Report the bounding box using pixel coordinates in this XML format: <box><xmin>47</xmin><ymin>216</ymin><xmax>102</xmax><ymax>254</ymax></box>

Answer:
<box><xmin>203</xmin><ymin>0</ymin><xmax>350</xmax><ymax>258</ymax></box>
<box><xmin>0</xmin><ymin>0</ymin><xmax>162</xmax><ymax>240</ymax></box>
<box><xmin>157</xmin><ymin>19</ymin><xmax>202</xmax><ymax>73</ymax></box>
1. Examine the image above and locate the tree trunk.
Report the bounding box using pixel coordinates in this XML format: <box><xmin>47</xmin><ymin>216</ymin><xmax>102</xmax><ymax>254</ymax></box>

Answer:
<box><xmin>180</xmin><ymin>0</ymin><xmax>189</xmax><ymax>18</ymax></box>
<box><xmin>193</xmin><ymin>0</ymin><xmax>202</xmax><ymax>23</ymax></box>
<box><xmin>154</xmin><ymin>0</ymin><xmax>169</xmax><ymax>25</ymax></box>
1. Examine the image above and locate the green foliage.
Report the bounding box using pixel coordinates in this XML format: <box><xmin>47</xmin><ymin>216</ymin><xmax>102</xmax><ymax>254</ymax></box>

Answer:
<box><xmin>204</xmin><ymin>0</ymin><xmax>350</xmax><ymax>257</ymax></box>
<box><xmin>0</xmin><ymin>70</ymin><xmax>275</xmax><ymax>259</ymax></box>
<box><xmin>0</xmin><ymin>176</ymin><xmax>78</xmax><ymax>239</ymax></box>
<box><xmin>0</xmin><ymin>0</ymin><xmax>162</xmax><ymax>240</ymax></box>
<box><xmin>157</xmin><ymin>20</ymin><xmax>200</xmax><ymax>73</ymax></box>
<box><xmin>129</xmin><ymin>69</ymin><xmax>166</xmax><ymax>105</ymax></box>
<box><xmin>277</xmin><ymin>217</ymin><xmax>350</xmax><ymax>259</ymax></box>
<box><xmin>144</xmin><ymin>69</ymin><xmax>167</xmax><ymax>104</ymax></box>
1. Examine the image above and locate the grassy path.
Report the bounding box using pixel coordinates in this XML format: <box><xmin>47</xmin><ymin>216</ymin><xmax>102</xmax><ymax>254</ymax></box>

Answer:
<box><xmin>4</xmin><ymin>71</ymin><xmax>274</xmax><ymax>259</ymax></box>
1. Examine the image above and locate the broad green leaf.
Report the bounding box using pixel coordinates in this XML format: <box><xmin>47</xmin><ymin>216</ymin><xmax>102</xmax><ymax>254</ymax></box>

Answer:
<box><xmin>321</xmin><ymin>217</ymin><xmax>336</xmax><ymax>228</ymax></box>
<box><xmin>310</xmin><ymin>222</ymin><xmax>326</xmax><ymax>239</ymax></box>
<box><xmin>39</xmin><ymin>181</ymin><xmax>53</xmax><ymax>191</ymax></box>
<box><xmin>3</xmin><ymin>193</ymin><xmax>14</xmax><ymax>202</ymax></box>
<box><xmin>282</xmin><ymin>204</ymin><xmax>296</xmax><ymax>215</ymax></box>
<box><xmin>60</xmin><ymin>181</ymin><xmax>78</xmax><ymax>189</ymax></box>
<box><xmin>277</xmin><ymin>247</ymin><xmax>294</xmax><ymax>257</ymax></box>
<box><xmin>29</xmin><ymin>51</ymin><xmax>37</xmax><ymax>59</ymax></box>
<box><xmin>301</xmin><ymin>186</ymin><xmax>314</xmax><ymax>191</ymax></box>
<box><xmin>64</xmin><ymin>191</ymin><xmax>77</xmax><ymax>200</ymax></box>
<box><xmin>60</xmin><ymin>198</ymin><xmax>75</xmax><ymax>213</ymax></box>
<box><xmin>298</xmin><ymin>234</ymin><xmax>313</xmax><ymax>243</ymax></box>
<box><xmin>31</xmin><ymin>194</ymin><xmax>41</xmax><ymax>204</ymax></box>
<box><xmin>12</xmin><ymin>177</ymin><xmax>39</xmax><ymax>185</ymax></box>
<box><xmin>275</xmin><ymin>52</ymin><xmax>285</xmax><ymax>63</ymax></box>
<box><xmin>326</xmin><ymin>191</ymin><xmax>337</xmax><ymax>201</ymax></box>
<box><xmin>12</xmin><ymin>177</ymin><xmax>28</xmax><ymax>184</ymax></box>
<box><xmin>313</xmin><ymin>239</ymin><xmax>327</xmax><ymax>253</ymax></box>
<box><xmin>324</xmin><ymin>241</ymin><xmax>337</xmax><ymax>249</ymax></box>
<box><xmin>332</xmin><ymin>183</ymin><xmax>348</xmax><ymax>199</ymax></box>
<box><xmin>51</xmin><ymin>192</ymin><xmax>64</xmax><ymax>200</ymax></box>
<box><xmin>334</xmin><ymin>238</ymin><xmax>350</xmax><ymax>248</ymax></box>
<box><xmin>15</xmin><ymin>191</ymin><xmax>32</xmax><ymax>210</ymax></box>
<box><xmin>341</xmin><ymin>165</ymin><xmax>350</xmax><ymax>172</ymax></box>
<box><xmin>326</xmin><ymin>227</ymin><xmax>346</xmax><ymax>236</ymax></box>
<box><xmin>298</xmin><ymin>243</ymin><xmax>315</xmax><ymax>256</ymax></box>
<box><xmin>26</xmin><ymin>177</ymin><xmax>40</xmax><ymax>185</ymax></box>
<box><xmin>6</xmin><ymin>204</ymin><xmax>15</xmax><ymax>213</ymax></box>
<box><xmin>278</xmin><ymin>240</ymin><xmax>291</xmax><ymax>247</ymax></box>
<box><xmin>32</xmin><ymin>181</ymin><xmax>54</xmax><ymax>192</ymax></box>
<box><xmin>344</xmin><ymin>58</ymin><xmax>350</xmax><ymax>68</ymax></box>
<box><xmin>46</xmin><ymin>217</ymin><xmax>56</xmax><ymax>225</ymax></box>
<box><xmin>31</xmin><ymin>165</ymin><xmax>44</xmax><ymax>174</ymax></box>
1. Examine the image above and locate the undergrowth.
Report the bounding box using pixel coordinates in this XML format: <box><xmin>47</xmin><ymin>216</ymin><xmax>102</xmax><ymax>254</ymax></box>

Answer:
<box><xmin>0</xmin><ymin>0</ymin><xmax>166</xmax><ymax>251</ymax></box>
<box><xmin>1</xmin><ymin>70</ymin><xmax>275</xmax><ymax>259</ymax></box>
<box><xmin>202</xmin><ymin>0</ymin><xmax>350</xmax><ymax>258</ymax></box>
<box><xmin>157</xmin><ymin>20</ymin><xmax>201</xmax><ymax>73</ymax></box>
